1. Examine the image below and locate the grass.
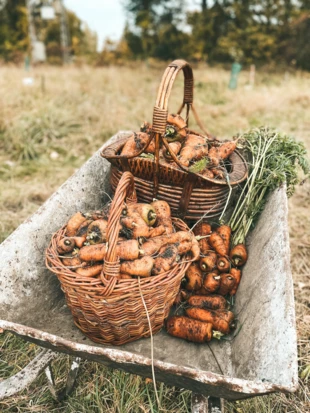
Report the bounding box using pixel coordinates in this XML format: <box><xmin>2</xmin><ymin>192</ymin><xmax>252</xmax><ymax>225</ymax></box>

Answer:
<box><xmin>0</xmin><ymin>63</ymin><xmax>310</xmax><ymax>412</ymax></box>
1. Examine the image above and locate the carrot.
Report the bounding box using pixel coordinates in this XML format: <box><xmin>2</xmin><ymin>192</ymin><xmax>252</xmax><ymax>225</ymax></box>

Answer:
<box><xmin>209</xmin><ymin>232</ymin><xmax>228</xmax><ymax>256</ymax></box>
<box><xmin>210</xmin><ymin>167</ymin><xmax>225</xmax><ymax>180</ymax></box>
<box><xmin>216</xmin><ymin>225</ymin><xmax>231</xmax><ymax>255</ymax></box>
<box><xmin>120</xmin><ymin>256</ymin><xmax>154</xmax><ymax>277</ymax></box>
<box><xmin>127</xmin><ymin>204</ymin><xmax>157</xmax><ymax>226</ymax></box>
<box><xmin>65</xmin><ymin>212</ymin><xmax>87</xmax><ymax>237</ymax></box>
<box><xmin>202</xmin><ymin>272</ymin><xmax>221</xmax><ymax>293</ymax></box>
<box><xmin>185</xmin><ymin>308</ymin><xmax>234</xmax><ymax>334</ymax></box>
<box><xmin>140</xmin><ymin>121</ymin><xmax>152</xmax><ymax>134</ymax></box>
<box><xmin>152</xmin><ymin>245</ymin><xmax>180</xmax><ymax>275</ymax></box>
<box><xmin>178</xmin><ymin>135</ymin><xmax>209</xmax><ymax>167</ymax></box>
<box><xmin>141</xmin><ymin>231</ymin><xmax>192</xmax><ymax>256</ymax></box>
<box><xmin>230</xmin><ymin>244</ymin><xmax>248</xmax><ymax>266</ymax></box>
<box><xmin>177</xmin><ymin>240</ymin><xmax>192</xmax><ymax>255</ymax></box>
<box><xmin>199</xmin><ymin>251</ymin><xmax>217</xmax><ymax>272</ymax></box>
<box><xmin>190</xmin><ymin>235</ymin><xmax>201</xmax><ymax>261</ymax></box>
<box><xmin>188</xmin><ymin>295</ymin><xmax>227</xmax><ymax>310</ymax></box>
<box><xmin>71</xmin><ymin>236</ymin><xmax>87</xmax><ymax>248</ymax></box>
<box><xmin>86</xmin><ymin>219</ymin><xmax>108</xmax><ymax>244</ymax></box>
<box><xmin>193</xmin><ymin>222</ymin><xmax>212</xmax><ymax>255</ymax></box>
<box><xmin>76</xmin><ymin>264</ymin><xmax>103</xmax><ymax>277</ymax></box>
<box><xmin>229</xmin><ymin>268</ymin><xmax>242</xmax><ymax>295</ymax></box>
<box><xmin>208</xmin><ymin>141</ymin><xmax>236</xmax><ymax>166</ymax></box>
<box><xmin>62</xmin><ymin>253</ymin><xmax>84</xmax><ymax>268</ymax></box>
<box><xmin>202</xmin><ymin>168</ymin><xmax>215</xmax><ymax>179</ymax></box>
<box><xmin>184</xmin><ymin>263</ymin><xmax>203</xmax><ymax>291</ymax></box>
<box><xmin>149</xmin><ymin>225</ymin><xmax>166</xmax><ymax>238</ymax></box>
<box><xmin>218</xmin><ymin>273</ymin><xmax>236</xmax><ymax>296</ymax></box>
<box><xmin>121</xmin><ymin>132</ymin><xmax>155</xmax><ymax>156</ymax></box>
<box><xmin>151</xmin><ymin>200</ymin><xmax>173</xmax><ymax>235</ymax></box>
<box><xmin>79</xmin><ymin>239</ymin><xmax>142</xmax><ymax>262</ymax></box>
<box><xmin>57</xmin><ymin>237</ymin><xmax>76</xmax><ymax>254</ymax></box>
<box><xmin>167</xmin><ymin>113</ymin><xmax>187</xmax><ymax>134</ymax></box>
<box><xmin>217</xmin><ymin>257</ymin><xmax>231</xmax><ymax>273</ymax></box>
<box><xmin>166</xmin><ymin>316</ymin><xmax>213</xmax><ymax>343</ymax></box>
<box><xmin>120</xmin><ymin>211</ymin><xmax>151</xmax><ymax>239</ymax></box>
<box><xmin>162</xmin><ymin>141</ymin><xmax>182</xmax><ymax>161</ymax></box>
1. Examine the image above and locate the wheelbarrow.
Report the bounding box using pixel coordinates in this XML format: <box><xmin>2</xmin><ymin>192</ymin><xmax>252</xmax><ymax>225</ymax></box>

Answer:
<box><xmin>0</xmin><ymin>132</ymin><xmax>298</xmax><ymax>412</ymax></box>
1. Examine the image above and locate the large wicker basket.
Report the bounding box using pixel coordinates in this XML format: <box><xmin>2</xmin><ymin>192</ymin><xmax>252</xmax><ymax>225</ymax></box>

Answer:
<box><xmin>46</xmin><ymin>172</ymin><xmax>192</xmax><ymax>346</ymax></box>
<box><xmin>101</xmin><ymin>59</ymin><xmax>248</xmax><ymax>220</ymax></box>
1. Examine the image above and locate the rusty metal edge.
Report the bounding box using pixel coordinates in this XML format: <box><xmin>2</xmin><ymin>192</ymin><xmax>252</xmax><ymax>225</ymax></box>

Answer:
<box><xmin>0</xmin><ymin>320</ymin><xmax>298</xmax><ymax>397</ymax></box>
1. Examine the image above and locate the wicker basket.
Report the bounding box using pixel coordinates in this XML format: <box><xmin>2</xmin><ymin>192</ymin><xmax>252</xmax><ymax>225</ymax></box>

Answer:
<box><xmin>46</xmin><ymin>172</ymin><xmax>192</xmax><ymax>346</ymax></box>
<box><xmin>101</xmin><ymin>59</ymin><xmax>248</xmax><ymax>221</ymax></box>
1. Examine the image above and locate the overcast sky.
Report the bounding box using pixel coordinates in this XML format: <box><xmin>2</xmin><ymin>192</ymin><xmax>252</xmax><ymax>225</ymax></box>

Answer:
<box><xmin>64</xmin><ymin>0</ymin><xmax>199</xmax><ymax>51</ymax></box>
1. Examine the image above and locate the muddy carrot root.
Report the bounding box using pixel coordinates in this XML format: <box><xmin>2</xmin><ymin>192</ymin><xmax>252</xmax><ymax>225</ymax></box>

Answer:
<box><xmin>190</xmin><ymin>235</ymin><xmax>201</xmax><ymax>261</ymax></box>
<box><xmin>120</xmin><ymin>211</ymin><xmax>151</xmax><ymax>238</ymax></box>
<box><xmin>62</xmin><ymin>253</ymin><xmax>84</xmax><ymax>268</ymax></box>
<box><xmin>166</xmin><ymin>316</ymin><xmax>213</xmax><ymax>343</ymax></box>
<box><xmin>193</xmin><ymin>222</ymin><xmax>212</xmax><ymax>255</ymax></box>
<box><xmin>178</xmin><ymin>135</ymin><xmax>209</xmax><ymax>167</ymax></box>
<box><xmin>230</xmin><ymin>244</ymin><xmax>248</xmax><ymax>266</ymax></box>
<box><xmin>71</xmin><ymin>236</ymin><xmax>87</xmax><ymax>248</ymax></box>
<box><xmin>217</xmin><ymin>256</ymin><xmax>231</xmax><ymax>273</ymax></box>
<box><xmin>120</xmin><ymin>256</ymin><xmax>154</xmax><ymax>277</ymax></box>
<box><xmin>216</xmin><ymin>225</ymin><xmax>231</xmax><ymax>253</ymax></box>
<box><xmin>209</xmin><ymin>232</ymin><xmax>228</xmax><ymax>256</ymax></box>
<box><xmin>152</xmin><ymin>245</ymin><xmax>180</xmax><ymax>275</ymax></box>
<box><xmin>75</xmin><ymin>219</ymin><xmax>92</xmax><ymax>237</ymax></box>
<box><xmin>66</xmin><ymin>212</ymin><xmax>87</xmax><ymax>237</ymax></box>
<box><xmin>188</xmin><ymin>295</ymin><xmax>227</xmax><ymax>310</ymax></box>
<box><xmin>218</xmin><ymin>273</ymin><xmax>236</xmax><ymax>296</ymax></box>
<box><xmin>185</xmin><ymin>308</ymin><xmax>234</xmax><ymax>334</ymax></box>
<box><xmin>177</xmin><ymin>240</ymin><xmax>193</xmax><ymax>255</ymax></box>
<box><xmin>199</xmin><ymin>251</ymin><xmax>217</xmax><ymax>272</ymax></box>
<box><xmin>151</xmin><ymin>200</ymin><xmax>173</xmax><ymax>235</ymax></box>
<box><xmin>202</xmin><ymin>272</ymin><xmax>221</xmax><ymax>293</ymax></box>
<box><xmin>184</xmin><ymin>263</ymin><xmax>203</xmax><ymax>291</ymax></box>
<box><xmin>87</xmin><ymin>219</ymin><xmax>108</xmax><ymax>244</ymax></box>
<box><xmin>76</xmin><ymin>264</ymin><xmax>103</xmax><ymax>277</ymax></box>
<box><xmin>121</xmin><ymin>132</ymin><xmax>154</xmax><ymax>156</ymax></box>
<box><xmin>163</xmin><ymin>141</ymin><xmax>182</xmax><ymax>161</ymax></box>
<box><xmin>57</xmin><ymin>237</ymin><xmax>76</xmax><ymax>254</ymax></box>
<box><xmin>127</xmin><ymin>204</ymin><xmax>157</xmax><ymax>227</ymax></box>
<box><xmin>79</xmin><ymin>239</ymin><xmax>141</xmax><ymax>262</ymax></box>
<box><xmin>149</xmin><ymin>225</ymin><xmax>166</xmax><ymax>238</ymax></box>
<box><xmin>229</xmin><ymin>268</ymin><xmax>242</xmax><ymax>295</ymax></box>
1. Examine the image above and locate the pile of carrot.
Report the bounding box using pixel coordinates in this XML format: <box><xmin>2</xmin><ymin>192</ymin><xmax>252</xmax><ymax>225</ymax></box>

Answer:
<box><xmin>166</xmin><ymin>222</ymin><xmax>248</xmax><ymax>343</ymax></box>
<box><xmin>55</xmin><ymin>200</ymin><xmax>198</xmax><ymax>279</ymax></box>
<box><xmin>120</xmin><ymin>114</ymin><xmax>238</xmax><ymax>180</ymax></box>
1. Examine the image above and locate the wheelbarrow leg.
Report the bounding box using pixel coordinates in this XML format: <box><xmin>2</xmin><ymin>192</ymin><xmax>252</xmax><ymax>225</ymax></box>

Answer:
<box><xmin>191</xmin><ymin>392</ymin><xmax>224</xmax><ymax>413</ymax></box>
<box><xmin>0</xmin><ymin>349</ymin><xmax>57</xmax><ymax>400</ymax></box>
<box><xmin>45</xmin><ymin>356</ymin><xmax>81</xmax><ymax>401</ymax></box>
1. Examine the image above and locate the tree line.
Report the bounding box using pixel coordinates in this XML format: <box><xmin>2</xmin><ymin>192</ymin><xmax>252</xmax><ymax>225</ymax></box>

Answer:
<box><xmin>0</xmin><ymin>0</ymin><xmax>309</xmax><ymax>70</ymax></box>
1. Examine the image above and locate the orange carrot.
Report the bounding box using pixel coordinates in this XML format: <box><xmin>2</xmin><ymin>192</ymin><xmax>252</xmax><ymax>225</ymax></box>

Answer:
<box><xmin>217</xmin><ymin>256</ymin><xmax>231</xmax><ymax>273</ymax></box>
<box><xmin>76</xmin><ymin>264</ymin><xmax>103</xmax><ymax>277</ymax></box>
<box><xmin>127</xmin><ymin>204</ymin><xmax>157</xmax><ymax>226</ymax></box>
<box><xmin>209</xmin><ymin>232</ymin><xmax>227</xmax><ymax>256</ymax></box>
<box><xmin>177</xmin><ymin>240</ymin><xmax>193</xmax><ymax>255</ymax></box>
<box><xmin>185</xmin><ymin>308</ymin><xmax>234</xmax><ymax>334</ymax></box>
<box><xmin>190</xmin><ymin>235</ymin><xmax>201</xmax><ymax>261</ymax></box>
<box><xmin>163</xmin><ymin>141</ymin><xmax>182</xmax><ymax>161</ymax></box>
<box><xmin>57</xmin><ymin>237</ymin><xmax>76</xmax><ymax>254</ymax></box>
<box><xmin>149</xmin><ymin>225</ymin><xmax>166</xmax><ymax>238</ymax></box>
<box><xmin>184</xmin><ymin>263</ymin><xmax>203</xmax><ymax>291</ymax></box>
<box><xmin>62</xmin><ymin>253</ymin><xmax>84</xmax><ymax>268</ymax></box>
<box><xmin>79</xmin><ymin>239</ymin><xmax>142</xmax><ymax>262</ymax></box>
<box><xmin>142</xmin><ymin>231</ymin><xmax>191</xmax><ymax>256</ymax></box>
<box><xmin>151</xmin><ymin>200</ymin><xmax>173</xmax><ymax>235</ymax></box>
<box><xmin>216</xmin><ymin>225</ymin><xmax>231</xmax><ymax>255</ymax></box>
<box><xmin>178</xmin><ymin>134</ymin><xmax>209</xmax><ymax>167</ymax></box>
<box><xmin>188</xmin><ymin>295</ymin><xmax>227</xmax><ymax>310</ymax></box>
<box><xmin>193</xmin><ymin>222</ymin><xmax>211</xmax><ymax>255</ymax></box>
<box><xmin>230</xmin><ymin>244</ymin><xmax>248</xmax><ymax>266</ymax></box>
<box><xmin>152</xmin><ymin>245</ymin><xmax>179</xmax><ymax>275</ymax></box>
<box><xmin>167</xmin><ymin>113</ymin><xmax>187</xmax><ymax>133</ymax></box>
<box><xmin>229</xmin><ymin>268</ymin><xmax>242</xmax><ymax>295</ymax></box>
<box><xmin>71</xmin><ymin>236</ymin><xmax>87</xmax><ymax>248</ymax></box>
<box><xmin>120</xmin><ymin>211</ymin><xmax>150</xmax><ymax>238</ymax></box>
<box><xmin>203</xmin><ymin>272</ymin><xmax>221</xmax><ymax>293</ymax></box>
<box><xmin>121</xmin><ymin>256</ymin><xmax>154</xmax><ymax>277</ymax></box>
<box><xmin>218</xmin><ymin>273</ymin><xmax>236</xmax><ymax>296</ymax></box>
<box><xmin>121</xmin><ymin>132</ymin><xmax>154</xmax><ymax>156</ymax></box>
<box><xmin>166</xmin><ymin>316</ymin><xmax>213</xmax><ymax>343</ymax></box>
<box><xmin>66</xmin><ymin>212</ymin><xmax>87</xmax><ymax>237</ymax></box>
<box><xmin>86</xmin><ymin>219</ymin><xmax>108</xmax><ymax>244</ymax></box>
<box><xmin>199</xmin><ymin>251</ymin><xmax>217</xmax><ymax>272</ymax></box>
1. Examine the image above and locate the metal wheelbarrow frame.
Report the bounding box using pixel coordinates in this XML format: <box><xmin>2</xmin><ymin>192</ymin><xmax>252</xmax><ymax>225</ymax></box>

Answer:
<box><xmin>0</xmin><ymin>132</ymin><xmax>298</xmax><ymax>411</ymax></box>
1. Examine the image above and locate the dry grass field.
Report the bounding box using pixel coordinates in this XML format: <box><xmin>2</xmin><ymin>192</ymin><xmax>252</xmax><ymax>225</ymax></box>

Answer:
<box><xmin>0</xmin><ymin>64</ymin><xmax>309</xmax><ymax>412</ymax></box>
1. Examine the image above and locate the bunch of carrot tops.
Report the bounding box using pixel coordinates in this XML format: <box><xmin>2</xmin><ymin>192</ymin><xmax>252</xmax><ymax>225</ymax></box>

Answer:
<box><xmin>120</xmin><ymin>113</ymin><xmax>237</xmax><ymax>180</ymax></box>
<box><xmin>56</xmin><ymin>200</ymin><xmax>199</xmax><ymax>279</ymax></box>
<box><xmin>166</xmin><ymin>223</ymin><xmax>247</xmax><ymax>343</ymax></box>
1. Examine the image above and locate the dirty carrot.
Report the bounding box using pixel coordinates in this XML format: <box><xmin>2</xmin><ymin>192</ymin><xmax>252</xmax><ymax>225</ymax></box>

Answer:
<box><xmin>188</xmin><ymin>295</ymin><xmax>227</xmax><ymax>310</ymax></box>
<box><xmin>193</xmin><ymin>222</ymin><xmax>212</xmax><ymax>255</ymax></box>
<box><xmin>79</xmin><ymin>240</ymin><xmax>142</xmax><ymax>262</ymax></box>
<box><xmin>218</xmin><ymin>273</ymin><xmax>236</xmax><ymax>296</ymax></box>
<box><xmin>209</xmin><ymin>232</ymin><xmax>228</xmax><ymax>256</ymax></box>
<box><xmin>229</xmin><ymin>268</ymin><xmax>242</xmax><ymax>295</ymax></box>
<box><xmin>127</xmin><ymin>204</ymin><xmax>157</xmax><ymax>227</ymax></box>
<box><xmin>217</xmin><ymin>256</ymin><xmax>231</xmax><ymax>273</ymax></box>
<box><xmin>185</xmin><ymin>308</ymin><xmax>234</xmax><ymax>334</ymax></box>
<box><xmin>216</xmin><ymin>225</ymin><xmax>231</xmax><ymax>254</ymax></box>
<box><xmin>202</xmin><ymin>272</ymin><xmax>221</xmax><ymax>293</ymax></box>
<box><xmin>166</xmin><ymin>316</ymin><xmax>213</xmax><ymax>343</ymax></box>
<box><xmin>162</xmin><ymin>141</ymin><xmax>182</xmax><ymax>161</ymax></box>
<box><xmin>230</xmin><ymin>244</ymin><xmax>248</xmax><ymax>266</ymax></box>
<box><xmin>65</xmin><ymin>212</ymin><xmax>87</xmax><ymax>237</ymax></box>
<box><xmin>178</xmin><ymin>134</ymin><xmax>208</xmax><ymax>167</ymax></box>
<box><xmin>86</xmin><ymin>219</ymin><xmax>108</xmax><ymax>244</ymax></box>
<box><xmin>199</xmin><ymin>251</ymin><xmax>217</xmax><ymax>272</ymax></box>
<box><xmin>76</xmin><ymin>264</ymin><xmax>103</xmax><ymax>277</ymax></box>
<box><xmin>152</xmin><ymin>245</ymin><xmax>180</xmax><ymax>275</ymax></box>
<box><xmin>57</xmin><ymin>237</ymin><xmax>76</xmax><ymax>254</ymax></box>
<box><xmin>151</xmin><ymin>200</ymin><xmax>173</xmax><ymax>235</ymax></box>
<box><xmin>120</xmin><ymin>256</ymin><xmax>154</xmax><ymax>277</ymax></box>
<box><xmin>184</xmin><ymin>263</ymin><xmax>203</xmax><ymax>291</ymax></box>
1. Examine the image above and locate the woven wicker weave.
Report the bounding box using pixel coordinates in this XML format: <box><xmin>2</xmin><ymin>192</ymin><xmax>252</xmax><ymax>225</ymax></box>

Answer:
<box><xmin>46</xmin><ymin>172</ymin><xmax>192</xmax><ymax>345</ymax></box>
<box><xmin>101</xmin><ymin>59</ymin><xmax>248</xmax><ymax>220</ymax></box>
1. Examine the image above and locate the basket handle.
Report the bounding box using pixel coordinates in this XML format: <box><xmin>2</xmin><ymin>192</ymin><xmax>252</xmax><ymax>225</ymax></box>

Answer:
<box><xmin>100</xmin><ymin>172</ymin><xmax>137</xmax><ymax>288</ymax></box>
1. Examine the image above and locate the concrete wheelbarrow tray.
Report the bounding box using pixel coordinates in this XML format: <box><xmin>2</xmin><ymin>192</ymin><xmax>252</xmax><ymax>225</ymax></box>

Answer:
<box><xmin>0</xmin><ymin>132</ymin><xmax>298</xmax><ymax>412</ymax></box>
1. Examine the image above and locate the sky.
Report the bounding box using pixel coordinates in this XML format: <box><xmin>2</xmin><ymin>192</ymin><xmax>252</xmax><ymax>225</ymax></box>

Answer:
<box><xmin>64</xmin><ymin>0</ymin><xmax>200</xmax><ymax>51</ymax></box>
